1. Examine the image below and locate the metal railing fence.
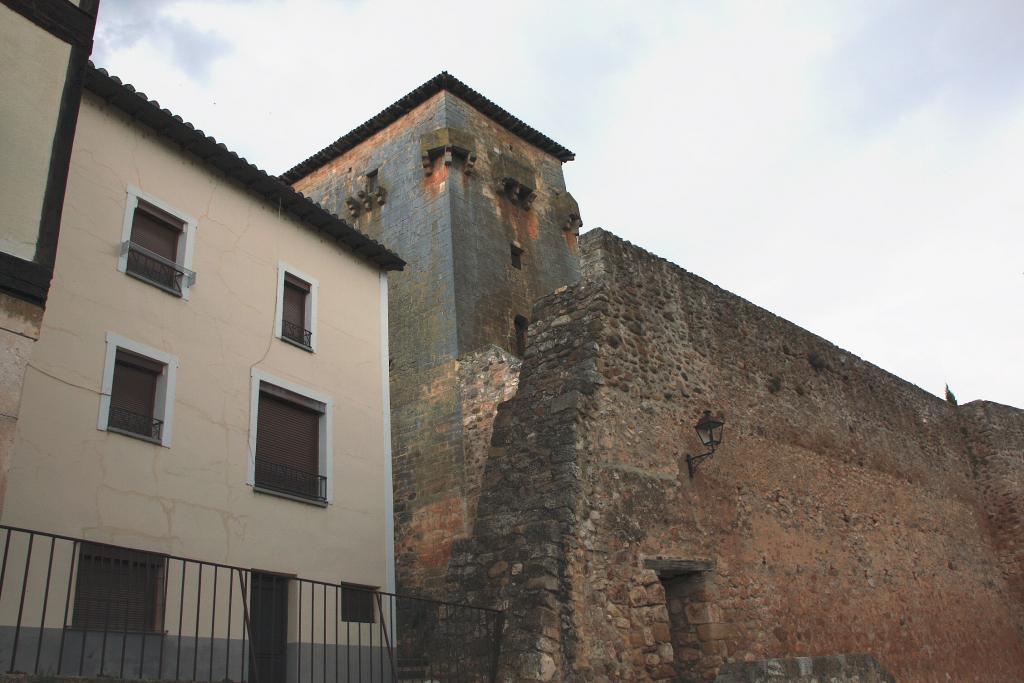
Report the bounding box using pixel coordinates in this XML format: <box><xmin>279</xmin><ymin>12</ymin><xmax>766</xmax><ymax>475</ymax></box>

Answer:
<box><xmin>281</xmin><ymin>321</ymin><xmax>313</xmax><ymax>348</ymax></box>
<box><xmin>107</xmin><ymin>406</ymin><xmax>164</xmax><ymax>441</ymax></box>
<box><xmin>0</xmin><ymin>525</ymin><xmax>503</xmax><ymax>683</ymax></box>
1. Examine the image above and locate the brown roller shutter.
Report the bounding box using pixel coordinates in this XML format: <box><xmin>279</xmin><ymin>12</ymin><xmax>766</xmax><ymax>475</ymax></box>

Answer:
<box><xmin>256</xmin><ymin>392</ymin><xmax>318</xmax><ymax>472</ymax></box>
<box><xmin>72</xmin><ymin>543</ymin><xmax>165</xmax><ymax>632</ymax></box>
<box><xmin>130</xmin><ymin>203</ymin><xmax>181</xmax><ymax>260</ymax></box>
<box><xmin>282</xmin><ymin>279</ymin><xmax>308</xmax><ymax>329</ymax></box>
<box><xmin>111</xmin><ymin>350</ymin><xmax>161</xmax><ymax>418</ymax></box>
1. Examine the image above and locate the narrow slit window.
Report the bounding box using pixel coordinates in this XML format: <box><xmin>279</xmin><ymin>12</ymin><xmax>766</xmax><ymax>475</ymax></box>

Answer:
<box><xmin>365</xmin><ymin>169</ymin><xmax>378</xmax><ymax>193</ymax></box>
<box><xmin>514</xmin><ymin>315</ymin><xmax>529</xmax><ymax>357</ymax></box>
<box><xmin>510</xmin><ymin>242</ymin><xmax>524</xmax><ymax>270</ymax></box>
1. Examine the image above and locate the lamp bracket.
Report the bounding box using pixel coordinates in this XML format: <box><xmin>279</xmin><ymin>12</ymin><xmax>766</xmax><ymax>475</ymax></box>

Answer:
<box><xmin>686</xmin><ymin>447</ymin><xmax>716</xmax><ymax>478</ymax></box>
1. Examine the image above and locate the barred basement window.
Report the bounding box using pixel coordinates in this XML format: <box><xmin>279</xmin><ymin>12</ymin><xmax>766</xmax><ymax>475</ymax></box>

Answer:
<box><xmin>341</xmin><ymin>584</ymin><xmax>376</xmax><ymax>624</ymax></box>
<box><xmin>108</xmin><ymin>349</ymin><xmax>164</xmax><ymax>442</ymax></box>
<box><xmin>72</xmin><ymin>543</ymin><xmax>165</xmax><ymax>632</ymax></box>
<box><xmin>254</xmin><ymin>382</ymin><xmax>327</xmax><ymax>504</ymax></box>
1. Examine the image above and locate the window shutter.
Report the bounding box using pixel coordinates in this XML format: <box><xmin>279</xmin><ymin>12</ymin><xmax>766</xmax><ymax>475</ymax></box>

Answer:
<box><xmin>111</xmin><ymin>350</ymin><xmax>161</xmax><ymax>418</ymax></box>
<box><xmin>341</xmin><ymin>585</ymin><xmax>376</xmax><ymax>624</ymax></box>
<box><xmin>256</xmin><ymin>392</ymin><xmax>319</xmax><ymax>474</ymax></box>
<box><xmin>131</xmin><ymin>204</ymin><xmax>181</xmax><ymax>261</ymax></box>
<box><xmin>282</xmin><ymin>281</ymin><xmax>307</xmax><ymax>329</ymax></box>
<box><xmin>73</xmin><ymin>543</ymin><xmax>164</xmax><ymax>632</ymax></box>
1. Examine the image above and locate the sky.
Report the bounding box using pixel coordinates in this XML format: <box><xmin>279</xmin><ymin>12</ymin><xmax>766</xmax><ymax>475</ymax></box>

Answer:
<box><xmin>91</xmin><ymin>0</ymin><xmax>1024</xmax><ymax>408</ymax></box>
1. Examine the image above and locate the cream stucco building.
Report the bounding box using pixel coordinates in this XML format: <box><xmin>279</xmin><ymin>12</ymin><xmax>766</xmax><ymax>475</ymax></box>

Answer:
<box><xmin>0</xmin><ymin>63</ymin><xmax>405</xmax><ymax>681</ymax></box>
<box><xmin>0</xmin><ymin>0</ymin><xmax>97</xmax><ymax>516</ymax></box>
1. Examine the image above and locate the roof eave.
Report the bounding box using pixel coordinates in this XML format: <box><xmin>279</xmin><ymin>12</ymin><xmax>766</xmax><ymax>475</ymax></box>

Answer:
<box><xmin>83</xmin><ymin>62</ymin><xmax>405</xmax><ymax>272</ymax></box>
<box><xmin>279</xmin><ymin>71</ymin><xmax>574</xmax><ymax>185</ymax></box>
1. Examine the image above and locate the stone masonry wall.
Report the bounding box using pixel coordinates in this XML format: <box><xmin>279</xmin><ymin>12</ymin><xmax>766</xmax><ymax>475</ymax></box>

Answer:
<box><xmin>713</xmin><ymin>654</ymin><xmax>894</xmax><ymax>683</ymax></box>
<box><xmin>459</xmin><ymin>346</ymin><xmax>521</xmax><ymax>524</ymax></box>
<box><xmin>0</xmin><ymin>293</ymin><xmax>43</xmax><ymax>515</ymax></box>
<box><xmin>291</xmin><ymin>90</ymin><xmax>579</xmax><ymax>595</ymax></box>
<box><xmin>442</xmin><ymin>94</ymin><xmax>582</xmax><ymax>356</ymax></box>
<box><xmin>292</xmin><ymin>93</ymin><xmax>460</xmax><ymax>594</ymax></box>
<box><xmin>448</xmin><ymin>228</ymin><xmax>1024</xmax><ymax>682</ymax></box>
<box><xmin>570</xmin><ymin>229</ymin><xmax>1024</xmax><ymax>681</ymax></box>
<box><xmin>447</xmin><ymin>279</ymin><xmax>603</xmax><ymax>683</ymax></box>
<box><xmin>959</xmin><ymin>399</ymin><xmax>1024</xmax><ymax>631</ymax></box>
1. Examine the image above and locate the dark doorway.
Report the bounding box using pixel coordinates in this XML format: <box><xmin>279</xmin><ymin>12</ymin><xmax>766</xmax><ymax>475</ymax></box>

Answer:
<box><xmin>645</xmin><ymin>559</ymin><xmax>715</xmax><ymax>683</ymax></box>
<box><xmin>249</xmin><ymin>572</ymin><xmax>288</xmax><ymax>683</ymax></box>
<box><xmin>662</xmin><ymin>572</ymin><xmax>704</xmax><ymax>683</ymax></box>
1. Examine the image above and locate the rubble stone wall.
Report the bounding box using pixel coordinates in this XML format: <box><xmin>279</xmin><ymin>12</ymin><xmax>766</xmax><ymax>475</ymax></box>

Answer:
<box><xmin>713</xmin><ymin>653</ymin><xmax>894</xmax><ymax>683</ymax></box>
<box><xmin>459</xmin><ymin>346</ymin><xmax>522</xmax><ymax>523</ymax></box>
<box><xmin>448</xmin><ymin>228</ymin><xmax>1024</xmax><ymax>682</ymax></box>
<box><xmin>447</xmin><ymin>279</ymin><xmax>603</xmax><ymax>682</ymax></box>
<box><xmin>959</xmin><ymin>399</ymin><xmax>1024</xmax><ymax>628</ymax></box>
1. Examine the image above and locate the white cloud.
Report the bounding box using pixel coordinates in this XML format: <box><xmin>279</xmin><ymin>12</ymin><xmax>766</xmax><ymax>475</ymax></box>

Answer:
<box><xmin>92</xmin><ymin>0</ymin><xmax>1024</xmax><ymax>407</ymax></box>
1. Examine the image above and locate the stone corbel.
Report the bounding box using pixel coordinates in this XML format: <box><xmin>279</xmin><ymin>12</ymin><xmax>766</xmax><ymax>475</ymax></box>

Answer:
<box><xmin>355</xmin><ymin>188</ymin><xmax>387</xmax><ymax>211</ymax></box>
<box><xmin>423</xmin><ymin>144</ymin><xmax>476</xmax><ymax>176</ymax></box>
<box><xmin>493</xmin><ymin>155</ymin><xmax>538</xmax><ymax>210</ymax></box>
<box><xmin>499</xmin><ymin>177</ymin><xmax>536</xmax><ymax>209</ymax></box>
<box><xmin>344</xmin><ymin>196</ymin><xmax>361</xmax><ymax>218</ymax></box>
<box><xmin>565</xmin><ymin>213</ymin><xmax>582</xmax><ymax>233</ymax></box>
<box><xmin>553</xmin><ymin>191</ymin><xmax>582</xmax><ymax>233</ymax></box>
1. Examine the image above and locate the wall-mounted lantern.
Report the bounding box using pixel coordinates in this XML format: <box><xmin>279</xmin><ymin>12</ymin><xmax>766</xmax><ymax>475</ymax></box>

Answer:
<box><xmin>687</xmin><ymin>410</ymin><xmax>725</xmax><ymax>478</ymax></box>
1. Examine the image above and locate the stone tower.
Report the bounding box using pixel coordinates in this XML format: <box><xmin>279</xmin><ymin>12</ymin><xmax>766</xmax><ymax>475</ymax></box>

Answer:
<box><xmin>284</xmin><ymin>73</ymin><xmax>582</xmax><ymax>595</ymax></box>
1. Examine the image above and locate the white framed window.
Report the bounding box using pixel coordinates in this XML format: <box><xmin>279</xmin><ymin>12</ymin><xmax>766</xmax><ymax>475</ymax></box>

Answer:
<box><xmin>118</xmin><ymin>186</ymin><xmax>198</xmax><ymax>299</ymax></box>
<box><xmin>98</xmin><ymin>332</ymin><xmax>179</xmax><ymax>447</ymax></box>
<box><xmin>248</xmin><ymin>369</ymin><xmax>333</xmax><ymax>506</ymax></box>
<box><xmin>275</xmin><ymin>262</ymin><xmax>319</xmax><ymax>352</ymax></box>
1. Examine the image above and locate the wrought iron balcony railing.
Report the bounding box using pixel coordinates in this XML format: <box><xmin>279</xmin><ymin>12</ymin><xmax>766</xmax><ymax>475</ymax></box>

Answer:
<box><xmin>281</xmin><ymin>320</ymin><xmax>313</xmax><ymax>348</ymax></box>
<box><xmin>122</xmin><ymin>241</ymin><xmax>196</xmax><ymax>296</ymax></box>
<box><xmin>108</xmin><ymin>406</ymin><xmax>163</xmax><ymax>442</ymax></box>
<box><xmin>254</xmin><ymin>459</ymin><xmax>327</xmax><ymax>503</ymax></box>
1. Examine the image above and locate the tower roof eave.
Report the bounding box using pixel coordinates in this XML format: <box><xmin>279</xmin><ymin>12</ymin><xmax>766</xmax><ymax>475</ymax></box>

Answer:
<box><xmin>279</xmin><ymin>71</ymin><xmax>575</xmax><ymax>185</ymax></box>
